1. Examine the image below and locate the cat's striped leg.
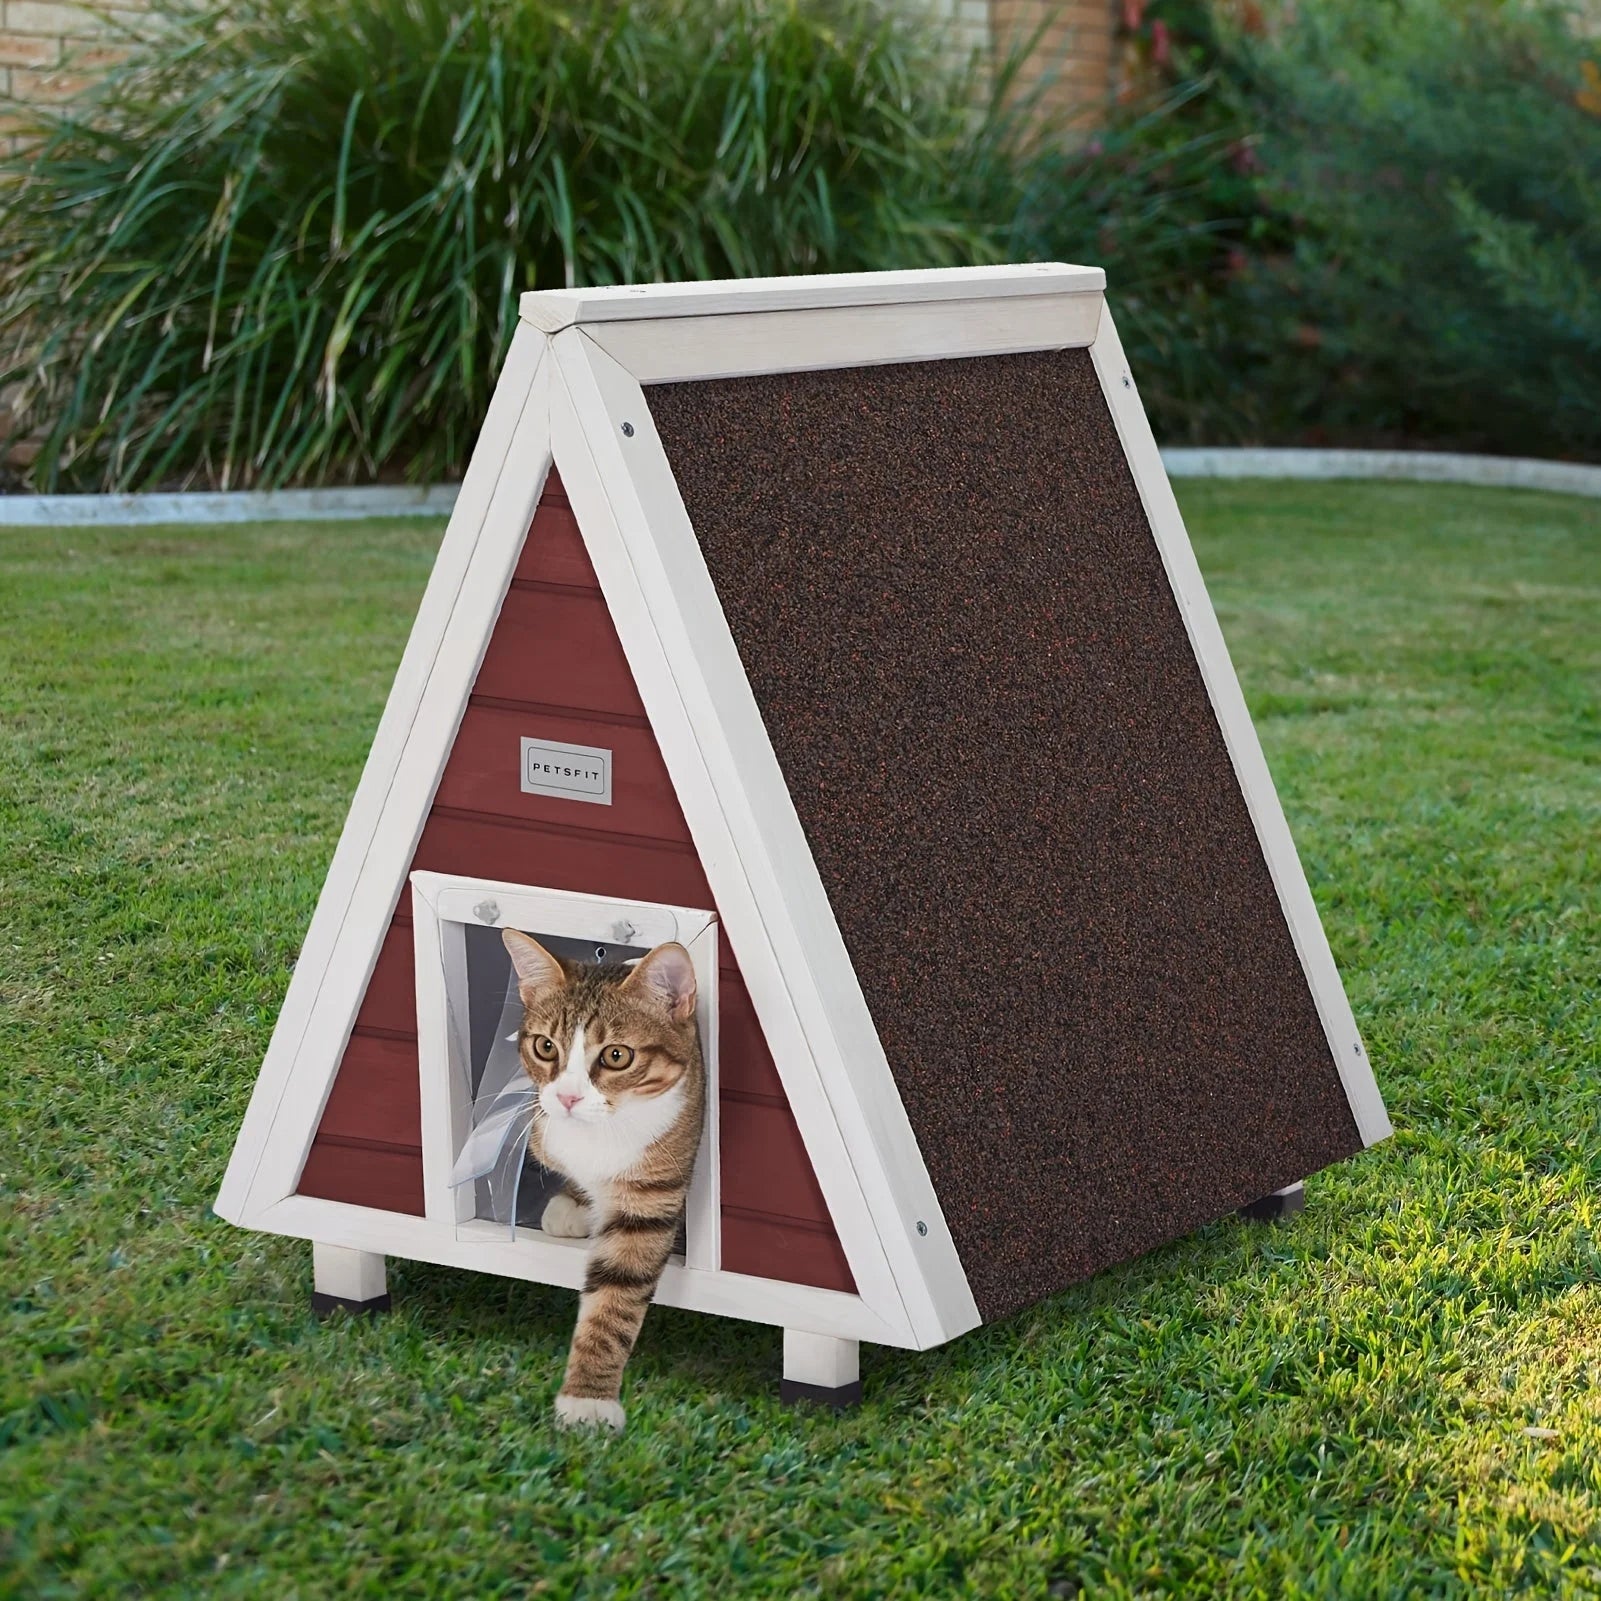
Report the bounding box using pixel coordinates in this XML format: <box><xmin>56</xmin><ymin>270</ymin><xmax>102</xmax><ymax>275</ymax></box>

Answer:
<box><xmin>553</xmin><ymin>1199</ymin><xmax>681</xmax><ymax>1432</ymax></box>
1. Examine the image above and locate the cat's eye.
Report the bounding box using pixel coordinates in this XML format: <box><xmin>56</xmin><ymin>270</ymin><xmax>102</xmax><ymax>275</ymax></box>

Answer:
<box><xmin>599</xmin><ymin>1045</ymin><xmax>635</xmax><ymax>1070</ymax></box>
<box><xmin>529</xmin><ymin>1034</ymin><xmax>558</xmax><ymax>1062</ymax></box>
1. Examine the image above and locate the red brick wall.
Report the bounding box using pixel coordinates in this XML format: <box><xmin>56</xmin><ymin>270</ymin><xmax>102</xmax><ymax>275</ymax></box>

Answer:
<box><xmin>990</xmin><ymin>0</ymin><xmax>1118</xmax><ymax>125</ymax></box>
<box><xmin>0</xmin><ymin>1</ymin><xmax>143</xmax><ymax>114</ymax></box>
<box><xmin>0</xmin><ymin>2</ymin><xmax>1118</xmax><ymax>129</ymax></box>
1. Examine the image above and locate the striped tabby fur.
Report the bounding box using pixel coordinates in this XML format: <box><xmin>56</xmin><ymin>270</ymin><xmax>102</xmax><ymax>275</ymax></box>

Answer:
<box><xmin>502</xmin><ymin>931</ymin><xmax>705</xmax><ymax>1433</ymax></box>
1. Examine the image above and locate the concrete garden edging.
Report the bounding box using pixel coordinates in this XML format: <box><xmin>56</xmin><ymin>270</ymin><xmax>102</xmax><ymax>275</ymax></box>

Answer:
<box><xmin>1</xmin><ymin>448</ymin><xmax>1597</xmax><ymax>526</ymax></box>
<box><xmin>0</xmin><ymin>483</ymin><xmax>459</xmax><ymax>527</ymax></box>
<box><xmin>1160</xmin><ymin>448</ymin><xmax>1601</xmax><ymax>498</ymax></box>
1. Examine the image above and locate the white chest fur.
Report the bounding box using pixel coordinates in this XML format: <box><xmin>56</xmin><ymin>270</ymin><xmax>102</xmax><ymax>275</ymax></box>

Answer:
<box><xmin>539</xmin><ymin>1079</ymin><xmax>686</xmax><ymax>1193</ymax></box>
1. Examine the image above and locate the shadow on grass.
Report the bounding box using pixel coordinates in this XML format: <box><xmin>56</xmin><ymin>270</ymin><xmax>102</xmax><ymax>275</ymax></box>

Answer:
<box><xmin>351</xmin><ymin>1197</ymin><xmax>1339</xmax><ymax>1421</ymax></box>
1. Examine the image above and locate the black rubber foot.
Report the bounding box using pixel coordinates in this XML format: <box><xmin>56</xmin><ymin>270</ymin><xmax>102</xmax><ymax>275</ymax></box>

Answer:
<box><xmin>1239</xmin><ymin>1184</ymin><xmax>1306</xmax><ymax>1223</ymax></box>
<box><xmin>312</xmin><ymin>1291</ymin><xmax>392</xmax><ymax>1319</ymax></box>
<box><xmin>780</xmin><ymin>1378</ymin><xmax>863</xmax><ymax>1411</ymax></box>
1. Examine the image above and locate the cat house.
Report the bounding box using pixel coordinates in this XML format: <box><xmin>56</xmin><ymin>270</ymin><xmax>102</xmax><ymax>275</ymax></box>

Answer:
<box><xmin>216</xmin><ymin>265</ymin><xmax>1390</xmax><ymax>1406</ymax></box>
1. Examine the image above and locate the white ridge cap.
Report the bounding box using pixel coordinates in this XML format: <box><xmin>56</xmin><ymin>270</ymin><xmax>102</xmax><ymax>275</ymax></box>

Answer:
<box><xmin>519</xmin><ymin>264</ymin><xmax>1106</xmax><ymax>332</ymax></box>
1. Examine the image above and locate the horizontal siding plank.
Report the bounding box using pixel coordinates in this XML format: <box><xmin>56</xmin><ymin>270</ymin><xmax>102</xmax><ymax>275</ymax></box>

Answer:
<box><xmin>513</xmin><ymin>501</ymin><xmax>596</xmax><ymax>589</ymax></box>
<box><xmin>413</xmin><ymin>811</ymin><xmax>714</xmax><ymax>909</ymax></box>
<box><xmin>353</xmin><ymin>918</ymin><xmax>418</xmax><ymax>1037</ymax></box>
<box><xmin>316</xmin><ymin>1031</ymin><xmax>421</xmax><ymax>1149</ymax></box>
<box><xmin>433</xmin><ymin>704</ymin><xmax>693</xmax><ymax>844</ymax></box>
<box><xmin>298</xmin><ymin>1140</ymin><xmax>425</xmax><ymax>1216</ymax></box>
<box><xmin>717</xmin><ymin>972</ymin><xmax>786</xmax><ymax>1102</ymax></box>
<box><xmin>472</xmin><ymin>585</ymin><xmax>645</xmax><ymax>718</ymax></box>
<box><xmin>720</xmin><ymin>1210</ymin><xmax>855</xmax><ymax>1293</ymax></box>
<box><xmin>719</xmin><ymin>1096</ymin><xmax>833</xmax><ymax>1228</ymax></box>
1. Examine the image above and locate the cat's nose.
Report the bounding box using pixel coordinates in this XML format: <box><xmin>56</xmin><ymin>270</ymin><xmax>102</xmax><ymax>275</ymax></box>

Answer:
<box><xmin>557</xmin><ymin>1090</ymin><xmax>583</xmax><ymax>1113</ymax></box>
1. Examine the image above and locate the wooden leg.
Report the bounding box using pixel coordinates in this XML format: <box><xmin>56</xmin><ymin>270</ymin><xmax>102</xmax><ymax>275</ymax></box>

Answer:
<box><xmin>311</xmin><ymin>1243</ymin><xmax>391</xmax><ymax>1318</ymax></box>
<box><xmin>1238</xmin><ymin>1182</ymin><xmax>1306</xmax><ymax>1223</ymax></box>
<box><xmin>780</xmin><ymin>1331</ymin><xmax>861</xmax><ymax>1409</ymax></box>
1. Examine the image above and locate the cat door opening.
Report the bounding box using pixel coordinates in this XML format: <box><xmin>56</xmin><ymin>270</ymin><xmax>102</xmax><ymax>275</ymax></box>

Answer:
<box><xmin>409</xmin><ymin>872</ymin><xmax>720</xmax><ymax>1271</ymax></box>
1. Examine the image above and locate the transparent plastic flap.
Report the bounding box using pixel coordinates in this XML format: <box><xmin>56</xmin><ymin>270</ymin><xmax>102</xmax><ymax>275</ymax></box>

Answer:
<box><xmin>449</xmin><ymin>969</ymin><xmax>536</xmax><ymax>1237</ymax></box>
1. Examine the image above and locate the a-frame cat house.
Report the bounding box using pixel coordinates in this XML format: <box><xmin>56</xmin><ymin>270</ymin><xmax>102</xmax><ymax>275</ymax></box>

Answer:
<box><xmin>217</xmin><ymin>265</ymin><xmax>1390</xmax><ymax>1404</ymax></box>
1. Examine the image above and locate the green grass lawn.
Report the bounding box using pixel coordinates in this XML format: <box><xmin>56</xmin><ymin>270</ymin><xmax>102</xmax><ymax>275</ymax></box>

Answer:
<box><xmin>2</xmin><ymin>482</ymin><xmax>1598</xmax><ymax>1598</ymax></box>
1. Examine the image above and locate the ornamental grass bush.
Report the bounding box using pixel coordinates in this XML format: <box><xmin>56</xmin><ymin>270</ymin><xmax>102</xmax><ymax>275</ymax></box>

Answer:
<box><xmin>7</xmin><ymin>0</ymin><xmax>1591</xmax><ymax>490</ymax></box>
<box><xmin>0</xmin><ymin>0</ymin><xmax>1338</xmax><ymax>492</ymax></box>
<box><xmin>0</xmin><ymin>0</ymin><xmax>1038</xmax><ymax>490</ymax></box>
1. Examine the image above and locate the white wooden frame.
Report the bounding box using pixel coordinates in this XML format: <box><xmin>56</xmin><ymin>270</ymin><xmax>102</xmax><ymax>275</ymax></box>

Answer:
<box><xmin>217</xmin><ymin>265</ymin><xmax>1387</xmax><ymax>1362</ymax></box>
<box><xmin>518</xmin><ymin>264</ymin><xmax>1105</xmax><ymax>332</ymax></box>
<box><xmin>552</xmin><ymin>334</ymin><xmax>979</xmax><ymax>1347</ymax></box>
<box><xmin>553</xmin><ymin>264</ymin><xmax>1105</xmax><ymax>384</ymax></box>
<box><xmin>215</xmin><ymin>331</ymin><xmax>553</xmax><ymax>1227</ymax></box>
<box><xmin>409</xmin><ymin>871</ymin><xmax>722</xmax><ymax>1270</ymax></box>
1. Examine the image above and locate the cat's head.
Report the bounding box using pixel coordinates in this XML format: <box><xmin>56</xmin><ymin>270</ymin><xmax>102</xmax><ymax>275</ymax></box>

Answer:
<box><xmin>501</xmin><ymin>930</ymin><xmax>699</xmax><ymax>1127</ymax></box>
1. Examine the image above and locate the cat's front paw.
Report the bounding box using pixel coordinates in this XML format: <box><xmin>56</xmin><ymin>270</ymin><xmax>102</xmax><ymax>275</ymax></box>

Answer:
<box><xmin>554</xmin><ymin>1393</ymin><xmax>626</xmax><ymax>1433</ymax></box>
<box><xmin>542</xmin><ymin>1191</ymin><xmax>592</xmax><ymax>1238</ymax></box>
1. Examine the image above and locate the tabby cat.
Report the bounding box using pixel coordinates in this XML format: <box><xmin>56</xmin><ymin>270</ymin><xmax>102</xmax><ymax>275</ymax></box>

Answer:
<box><xmin>501</xmin><ymin>929</ymin><xmax>705</xmax><ymax>1433</ymax></box>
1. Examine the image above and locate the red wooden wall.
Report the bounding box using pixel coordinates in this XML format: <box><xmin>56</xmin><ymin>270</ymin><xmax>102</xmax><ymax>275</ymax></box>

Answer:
<box><xmin>295</xmin><ymin>473</ymin><xmax>855</xmax><ymax>1294</ymax></box>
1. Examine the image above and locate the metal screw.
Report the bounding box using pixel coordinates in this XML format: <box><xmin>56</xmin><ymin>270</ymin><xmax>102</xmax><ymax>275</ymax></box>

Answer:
<box><xmin>915</xmin><ymin>1221</ymin><xmax>928</xmax><ymax>1237</ymax></box>
<box><xmin>621</xmin><ymin>421</ymin><xmax>635</xmax><ymax>437</ymax></box>
<box><xmin>1121</xmin><ymin>375</ymin><xmax>1132</xmax><ymax>389</ymax></box>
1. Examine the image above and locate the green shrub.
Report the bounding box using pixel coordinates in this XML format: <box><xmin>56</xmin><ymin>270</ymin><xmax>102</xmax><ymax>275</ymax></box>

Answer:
<box><xmin>0</xmin><ymin>0</ymin><xmax>1032</xmax><ymax>490</ymax></box>
<box><xmin>1232</xmin><ymin>0</ymin><xmax>1601</xmax><ymax>456</ymax></box>
<box><xmin>1051</xmin><ymin>0</ymin><xmax>1601</xmax><ymax>459</ymax></box>
<box><xmin>1003</xmin><ymin>0</ymin><xmax>1308</xmax><ymax>448</ymax></box>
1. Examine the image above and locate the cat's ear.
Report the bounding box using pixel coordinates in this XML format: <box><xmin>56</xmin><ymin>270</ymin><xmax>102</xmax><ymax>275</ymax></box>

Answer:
<box><xmin>622</xmin><ymin>942</ymin><xmax>697</xmax><ymax>1022</ymax></box>
<box><xmin>502</xmin><ymin>929</ymin><xmax>565</xmax><ymax>1002</ymax></box>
